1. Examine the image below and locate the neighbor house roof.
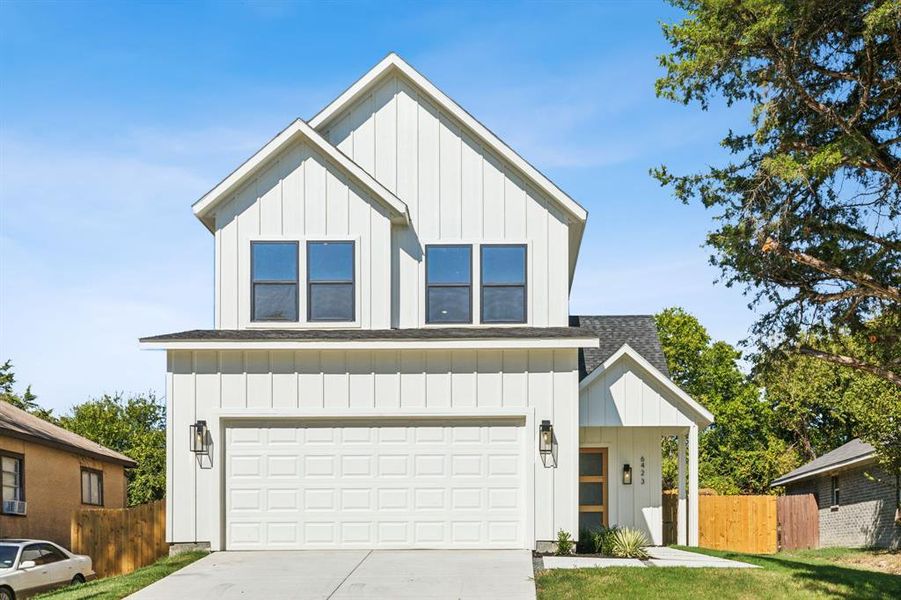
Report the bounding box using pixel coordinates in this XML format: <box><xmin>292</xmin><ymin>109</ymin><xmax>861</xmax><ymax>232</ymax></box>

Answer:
<box><xmin>0</xmin><ymin>401</ymin><xmax>137</xmax><ymax>467</ymax></box>
<box><xmin>771</xmin><ymin>438</ymin><xmax>876</xmax><ymax>488</ymax></box>
<box><xmin>192</xmin><ymin>118</ymin><xmax>410</xmax><ymax>232</ymax></box>
<box><xmin>569</xmin><ymin>315</ymin><xmax>669</xmax><ymax>380</ymax></box>
<box><xmin>309</xmin><ymin>53</ymin><xmax>588</xmax><ymax>287</ymax></box>
<box><xmin>140</xmin><ymin>327</ymin><xmax>600</xmax><ymax>350</ymax></box>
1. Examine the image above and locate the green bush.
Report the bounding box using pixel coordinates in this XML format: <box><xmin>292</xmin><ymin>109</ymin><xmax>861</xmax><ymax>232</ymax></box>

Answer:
<box><xmin>610</xmin><ymin>527</ymin><xmax>649</xmax><ymax>559</ymax></box>
<box><xmin>577</xmin><ymin>526</ymin><xmax>620</xmax><ymax>555</ymax></box>
<box><xmin>555</xmin><ymin>529</ymin><xmax>574</xmax><ymax>555</ymax></box>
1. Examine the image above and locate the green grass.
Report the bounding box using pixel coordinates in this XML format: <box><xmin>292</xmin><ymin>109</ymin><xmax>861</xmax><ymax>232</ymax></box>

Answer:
<box><xmin>33</xmin><ymin>551</ymin><xmax>207</xmax><ymax>600</ymax></box>
<box><xmin>536</xmin><ymin>547</ymin><xmax>901</xmax><ymax>600</ymax></box>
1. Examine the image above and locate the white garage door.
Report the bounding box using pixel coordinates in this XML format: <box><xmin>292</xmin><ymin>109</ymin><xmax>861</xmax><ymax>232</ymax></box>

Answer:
<box><xmin>225</xmin><ymin>420</ymin><xmax>526</xmax><ymax>550</ymax></box>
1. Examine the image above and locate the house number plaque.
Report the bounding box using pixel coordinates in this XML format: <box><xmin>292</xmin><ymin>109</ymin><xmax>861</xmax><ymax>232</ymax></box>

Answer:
<box><xmin>640</xmin><ymin>456</ymin><xmax>646</xmax><ymax>485</ymax></box>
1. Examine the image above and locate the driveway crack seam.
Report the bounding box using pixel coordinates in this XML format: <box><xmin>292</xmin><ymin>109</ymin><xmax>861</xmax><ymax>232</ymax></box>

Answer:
<box><xmin>326</xmin><ymin>550</ymin><xmax>373</xmax><ymax>600</ymax></box>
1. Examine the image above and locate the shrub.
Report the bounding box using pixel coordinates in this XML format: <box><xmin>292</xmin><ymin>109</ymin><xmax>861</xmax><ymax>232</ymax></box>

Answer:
<box><xmin>610</xmin><ymin>527</ymin><xmax>649</xmax><ymax>559</ymax></box>
<box><xmin>576</xmin><ymin>526</ymin><xmax>620</xmax><ymax>555</ymax></box>
<box><xmin>555</xmin><ymin>529</ymin><xmax>574</xmax><ymax>555</ymax></box>
<box><xmin>576</xmin><ymin>528</ymin><xmax>594</xmax><ymax>554</ymax></box>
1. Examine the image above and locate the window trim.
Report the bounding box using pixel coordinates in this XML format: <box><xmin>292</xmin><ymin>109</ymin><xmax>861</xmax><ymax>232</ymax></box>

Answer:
<box><xmin>480</xmin><ymin>243</ymin><xmax>528</xmax><ymax>324</ymax></box>
<box><xmin>0</xmin><ymin>450</ymin><xmax>25</xmax><ymax>517</ymax></box>
<box><xmin>306</xmin><ymin>240</ymin><xmax>356</xmax><ymax>323</ymax></box>
<box><xmin>830</xmin><ymin>474</ymin><xmax>840</xmax><ymax>508</ymax></box>
<box><xmin>250</xmin><ymin>240</ymin><xmax>300</xmax><ymax>323</ymax></box>
<box><xmin>425</xmin><ymin>244</ymin><xmax>473</xmax><ymax>324</ymax></box>
<box><xmin>80</xmin><ymin>467</ymin><xmax>104</xmax><ymax>507</ymax></box>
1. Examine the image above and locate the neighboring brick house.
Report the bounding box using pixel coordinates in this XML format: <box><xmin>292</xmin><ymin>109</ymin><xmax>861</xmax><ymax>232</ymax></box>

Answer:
<box><xmin>772</xmin><ymin>438</ymin><xmax>900</xmax><ymax>549</ymax></box>
<box><xmin>0</xmin><ymin>401</ymin><xmax>136</xmax><ymax>547</ymax></box>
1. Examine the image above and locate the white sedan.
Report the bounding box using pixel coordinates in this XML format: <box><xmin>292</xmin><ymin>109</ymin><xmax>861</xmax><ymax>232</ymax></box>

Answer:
<box><xmin>0</xmin><ymin>539</ymin><xmax>95</xmax><ymax>599</ymax></box>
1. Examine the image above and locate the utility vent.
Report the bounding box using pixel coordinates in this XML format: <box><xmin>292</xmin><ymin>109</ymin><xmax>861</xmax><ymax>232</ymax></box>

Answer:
<box><xmin>2</xmin><ymin>500</ymin><xmax>26</xmax><ymax>515</ymax></box>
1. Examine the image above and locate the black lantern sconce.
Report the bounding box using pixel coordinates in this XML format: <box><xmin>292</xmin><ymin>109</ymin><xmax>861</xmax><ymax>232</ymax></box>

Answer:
<box><xmin>539</xmin><ymin>420</ymin><xmax>553</xmax><ymax>457</ymax></box>
<box><xmin>623</xmin><ymin>463</ymin><xmax>633</xmax><ymax>485</ymax></box>
<box><xmin>190</xmin><ymin>420</ymin><xmax>210</xmax><ymax>454</ymax></box>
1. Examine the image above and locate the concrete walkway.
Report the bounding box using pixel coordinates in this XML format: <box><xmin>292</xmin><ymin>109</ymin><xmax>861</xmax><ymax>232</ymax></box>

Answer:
<box><xmin>541</xmin><ymin>546</ymin><xmax>757</xmax><ymax>570</ymax></box>
<box><xmin>127</xmin><ymin>550</ymin><xmax>536</xmax><ymax>600</ymax></box>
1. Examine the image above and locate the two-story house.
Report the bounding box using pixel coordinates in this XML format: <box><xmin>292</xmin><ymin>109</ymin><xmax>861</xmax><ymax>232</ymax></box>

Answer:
<box><xmin>141</xmin><ymin>54</ymin><xmax>712</xmax><ymax>553</ymax></box>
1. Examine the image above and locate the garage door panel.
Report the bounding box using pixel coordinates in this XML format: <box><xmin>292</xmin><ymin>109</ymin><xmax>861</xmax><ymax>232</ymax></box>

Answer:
<box><xmin>225</xmin><ymin>421</ymin><xmax>526</xmax><ymax>549</ymax></box>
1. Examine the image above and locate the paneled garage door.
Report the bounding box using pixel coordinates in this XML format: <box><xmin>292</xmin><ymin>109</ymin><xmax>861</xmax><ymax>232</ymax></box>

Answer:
<box><xmin>225</xmin><ymin>420</ymin><xmax>526</xmax><ymax>550</ymax></box>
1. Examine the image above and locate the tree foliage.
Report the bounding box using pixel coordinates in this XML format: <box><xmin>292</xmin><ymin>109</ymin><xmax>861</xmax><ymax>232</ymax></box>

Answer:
<box><xmin>654</xmin><ymin>0</ymin><xmax>901</xmax><ymax>385</ymax></box>
<box><xmin>655</xmin><ymin>308</ymin><xmax>797</xmax><ymax>494</ymax></box>
<box><xmin>0</xmin><ymin>360</ymin><xmax>54</xmax><ymax>421</ymax></box>
<box><xmin>58</xmin><ymin>393</ymin><xmax>166</xmax><ymax>505</ymax></box>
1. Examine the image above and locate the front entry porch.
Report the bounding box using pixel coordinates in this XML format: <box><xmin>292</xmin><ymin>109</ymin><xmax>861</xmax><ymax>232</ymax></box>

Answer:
<box><xmin>578</xmin><ymin>425</ymin><xmax>699</xmax><ymax>546</ymax></box>
<box><xmin>577</xmin><ymin>343</ymin><xmax>713</xmax><ymax>546</ymax></box>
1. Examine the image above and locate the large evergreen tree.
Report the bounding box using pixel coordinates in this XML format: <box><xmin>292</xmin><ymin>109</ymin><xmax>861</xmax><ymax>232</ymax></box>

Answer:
<box><xmin>654</xmin><ymin>0</ymin><xmax>900</xmax><ymax>385</ymax></box>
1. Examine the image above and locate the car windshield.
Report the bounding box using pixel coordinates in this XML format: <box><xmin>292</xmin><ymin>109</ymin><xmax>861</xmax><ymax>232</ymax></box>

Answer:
<box><xmin>0</xmin><ymin>545</ymin><xmax>18</xmax><ymax>569</ymax></box>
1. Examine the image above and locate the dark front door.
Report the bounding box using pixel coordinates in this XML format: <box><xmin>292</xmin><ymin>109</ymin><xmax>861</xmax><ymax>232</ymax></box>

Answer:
<box><xmin>579</xmin><ymin>447</ymin><xmax>608</xmax><ymax>531</ymax></box>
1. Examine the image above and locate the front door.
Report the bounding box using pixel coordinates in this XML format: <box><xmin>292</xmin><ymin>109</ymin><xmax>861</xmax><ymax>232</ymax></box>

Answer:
<box><xmin>578</xmin><ymin>447</ymin><xmax>608</xmax><ymax>531</ymax></box>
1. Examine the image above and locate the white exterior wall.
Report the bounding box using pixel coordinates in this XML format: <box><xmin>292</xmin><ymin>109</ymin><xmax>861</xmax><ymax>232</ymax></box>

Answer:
<box><xmin>319</xmin><ymin>73</ymin><xmax>572</xmax><ymax>328</ymax></box>
<box><xmin>579</xmin><ymin>426</ymin><xmax>667</xmax><ymax>545</ymax></box>
<box><xmin>166</xmin><ymin>348</ymin><xmax>579</xmax><ymax>548</ymax></box>
<box><xmin>214</xmin><ymin>139</ymin><xmax>393</xmax><ymax>329</ymax></box>
<box><xmin>579</xmin><ymin>355</ymin><xmax>693</xmax><ymax>428</ymax></box>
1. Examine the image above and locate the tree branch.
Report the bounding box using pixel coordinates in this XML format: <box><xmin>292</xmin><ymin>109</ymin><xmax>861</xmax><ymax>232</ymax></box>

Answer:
<box><xmin>797</xmin><ymin>345</ymin><xmax>901</xmax><ymax>386</ymax></box>
<box><xmin>762</xmin><ymin>238</ymin><xmax>901</xmax><ymax>302</ymax></box>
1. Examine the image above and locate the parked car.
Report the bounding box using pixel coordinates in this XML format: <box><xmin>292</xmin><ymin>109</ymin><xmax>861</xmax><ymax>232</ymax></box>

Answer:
<box><xmin>0</xmin><ymin>539</ymin><xmax>95</xmax><ymax>600</ymax></box>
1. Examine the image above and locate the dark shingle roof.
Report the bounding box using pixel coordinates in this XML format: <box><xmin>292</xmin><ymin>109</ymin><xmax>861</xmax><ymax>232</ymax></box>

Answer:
<box><xmin>569</xmin><ymin>315</ymin><xmax>670</xmax><ymax>380</ymax></box>
<box><xmin>771</xmin><ymin>438</ymin><xmax>875</xmax><ymax>487</ymax></box>
<box><xmin>141</xmin><ymin>327</ymin><xmax>595</xmax><ymax>343</ymax></box>
<box><xmin>0</xmin><ymin>401</ymin><xmax>137</xmax><ymax>467</ymax></box>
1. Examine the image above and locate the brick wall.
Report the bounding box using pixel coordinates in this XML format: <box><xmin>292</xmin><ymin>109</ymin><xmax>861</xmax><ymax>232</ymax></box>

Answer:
<box><xmin>788</xmin><ymin>462</ymin><xmax>898</xmax><ymax>549</ymax></box>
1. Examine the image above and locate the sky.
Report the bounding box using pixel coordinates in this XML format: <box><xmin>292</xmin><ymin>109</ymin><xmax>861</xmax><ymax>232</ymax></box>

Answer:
<box><xmin>0</xmin><ymin>0</ymin><xmax>757</xmax><ymax>413</ymax></box>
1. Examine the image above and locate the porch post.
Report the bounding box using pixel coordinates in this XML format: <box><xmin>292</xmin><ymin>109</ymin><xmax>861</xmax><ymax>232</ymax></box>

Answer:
<box><xmin>677</xmin><ymin>431</ymin><xmax>687</xmax><ymax>545</ymax></box>
<box><xmin>688</xmin><ymin>424</ymin><xmax>699</xmax><ymax>546</ymax></box>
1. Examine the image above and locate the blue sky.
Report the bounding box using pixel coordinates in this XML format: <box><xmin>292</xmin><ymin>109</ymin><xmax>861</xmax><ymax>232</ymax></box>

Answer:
<box><xmin>0</xmin><ymin>1</ymin><xmax>755</xmax><ymax>412</ymax></box>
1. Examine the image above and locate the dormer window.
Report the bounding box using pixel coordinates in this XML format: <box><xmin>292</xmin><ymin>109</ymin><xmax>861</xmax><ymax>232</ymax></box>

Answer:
<box><xmin>307</xmin><ymin>241</ymin><xmax>355</xmax><ymax>322</ymax></box>
<box><xmin>426</xmin><ymin>245</ymin><xmax>472</xmax><ymax>324</ymax></box>
<box><xmin>251</xmin><ymin>241</ymin><xmax>299</xmax><ymax>322</ymax></box>
<box><xmin>481</xmin><ymin>244</ymin><xmax>526</xmax><ymax>323</ymax></box>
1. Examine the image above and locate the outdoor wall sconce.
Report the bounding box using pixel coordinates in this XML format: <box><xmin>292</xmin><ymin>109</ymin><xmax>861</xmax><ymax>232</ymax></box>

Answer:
<box><xmin>539</xmin><ymin>420</ymin><xmax>553</xmax><ymax>456</ymax></box>
<box><xmin>623</xmin><ymin>464</ymin><xmax>633</xmax><ymax>485</ymax></box>
<box><xmin>190</xmin><ymin>420</ymin><xmax>210</xmax><ymax>454</ymax></box>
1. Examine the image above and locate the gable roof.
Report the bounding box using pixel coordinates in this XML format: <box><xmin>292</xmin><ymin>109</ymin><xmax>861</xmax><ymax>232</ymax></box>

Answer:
<box><xmin>192</xmin><ymin>118</ymin><xmax>410</xmax><ymax>232</ymax></box>
<box><xmin>579</xmin><ymin>343</ymin><xmax>714</xmax><ymax>427</ymax></box>
<box><xmin>0</xmin><ymin>401</ymin><xmax>137</xmax><ymax>467</ymax></box>
<box><xmin>771</xmin><ymin>438</ymin><xmax>876</xmax><ymax>487</ymax></box>
<box><xmin>571</xmin><ymin>315</ymin><xmax>669</xmax><ymax>380</ymax></box>
<box><xmin>309</xmin><ymin>53</ymin><xmax>589</xmax><ymax>285</ymax></box>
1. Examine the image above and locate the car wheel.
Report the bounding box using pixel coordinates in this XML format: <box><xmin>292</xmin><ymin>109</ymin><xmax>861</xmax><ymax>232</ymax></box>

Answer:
<box><xmin>0</xmin><ymin>585</ymin><xmax>15</xmax><ymax>600</ymax></box>
<box><xmin>71</xmin><ymin>574</ymin><xmax>86</xmax><ymax>585</ymax></box>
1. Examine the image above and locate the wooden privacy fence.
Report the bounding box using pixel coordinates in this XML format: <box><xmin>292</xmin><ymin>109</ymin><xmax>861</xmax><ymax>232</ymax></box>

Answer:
<box><xmin>777</xmin><ymin>494</ymin><xmax>819</xmax><ymax>550</ymax></box>
<box><xmin>698</xmin><ymin>494</ymin><xmax>778</xmax><ymax>554</ymax></box>
<box><xmin>71</xmin><ymin>499</ymin><xmax>168</xmax><ymax>578</ymax></box>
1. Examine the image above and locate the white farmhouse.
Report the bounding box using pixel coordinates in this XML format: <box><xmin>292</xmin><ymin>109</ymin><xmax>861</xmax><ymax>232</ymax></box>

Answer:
<box><xmin>141</xmin><ymin>54</ymin><xmax>712</xmax><ymax>553</ymax></box>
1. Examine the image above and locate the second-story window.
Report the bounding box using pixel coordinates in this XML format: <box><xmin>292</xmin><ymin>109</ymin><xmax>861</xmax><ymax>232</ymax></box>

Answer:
<box><xmin>251</xmin><ymin>241</ymin><xmax>299</xmax><ymax>322</ymax></box>
<box><xmin>426</xmin><ymin>245</ymin><xmax>472</xmax><ymax>323</ymax></box>
<box><xmin>481</xmin><ymin>244</ymin><xmax>527</xmax><ymax>323</ymax></box>
<box><xmin>308</xmin><ymin>241</ymin><xmax>355</xmax><ymax>321</ymax></box>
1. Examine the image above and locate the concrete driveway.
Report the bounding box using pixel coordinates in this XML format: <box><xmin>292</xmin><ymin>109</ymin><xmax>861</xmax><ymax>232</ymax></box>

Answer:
<box><xmin>127</xmin><ymin>550</ymin><xmax>536</xmax><ymax>600</ymax></box>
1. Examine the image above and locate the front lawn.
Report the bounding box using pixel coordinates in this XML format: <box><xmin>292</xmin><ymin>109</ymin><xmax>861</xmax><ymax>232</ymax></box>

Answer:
<box><xmin>535</xmin><ymin>547</ymin><xmax>901</xmax><ymax>600</ymax></box>
<box><xmin>34</xmin><ymin>551</ymin><xmax>207</xmax><ymax>600</ymax></box>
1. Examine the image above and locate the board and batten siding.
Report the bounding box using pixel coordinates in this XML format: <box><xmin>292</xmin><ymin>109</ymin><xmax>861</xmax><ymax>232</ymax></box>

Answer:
<box><xmin>579</xmin><ymin>355</ymin><xmax>694</xmax><ymax>428</ymax></box>
<box><xmin>579</xmin><ymin>426</ymin><xmax>667</xmax><ymax>545</ymax></box>
<box><xmin>319</xmin><ymin>73</ymin><xmax>571</xmax><ymax>328</ymax></box>
<box><xmin>166</xmin><ymin>348</ymin><xmax>579</xmax><ymax>547</ymax></box>
<box><xmin>214</xmin><ymin>139</ymin><xmax>393</xmax><ymax>329</ymax></box>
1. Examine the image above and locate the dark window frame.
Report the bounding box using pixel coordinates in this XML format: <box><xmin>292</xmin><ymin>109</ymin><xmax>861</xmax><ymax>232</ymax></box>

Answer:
<box><xmin>0</xmin><ymin>450</ymin><xmax>25</xmax><ymax>517</ymax></box>
<box><xmin>425</xmin><ymin>244</ymin><xmax>473</xmax><ymax>324</ymax></box>
<box><xmin>831</xmin><ymin>475</ymin><xmax>840</xmax><ymax>507</ymax></box>
<box><xmin>80</xmin><ymin>467</ymin><xmax>104</xmax><ymax>507</ymax></box>
<box><xmin>306</xmin><ymin>240</ymin><xmax>356</xmax><ymax>322</ymax></box>
<box><xmin>250</xmin><ymin>240</ymin><xmax>300</xmax><ymax>323</ymax></box>
<box><xmin>480</xmin><ymin>243</ymin><xmax>528</xmax><ymax>324</ymax></box>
